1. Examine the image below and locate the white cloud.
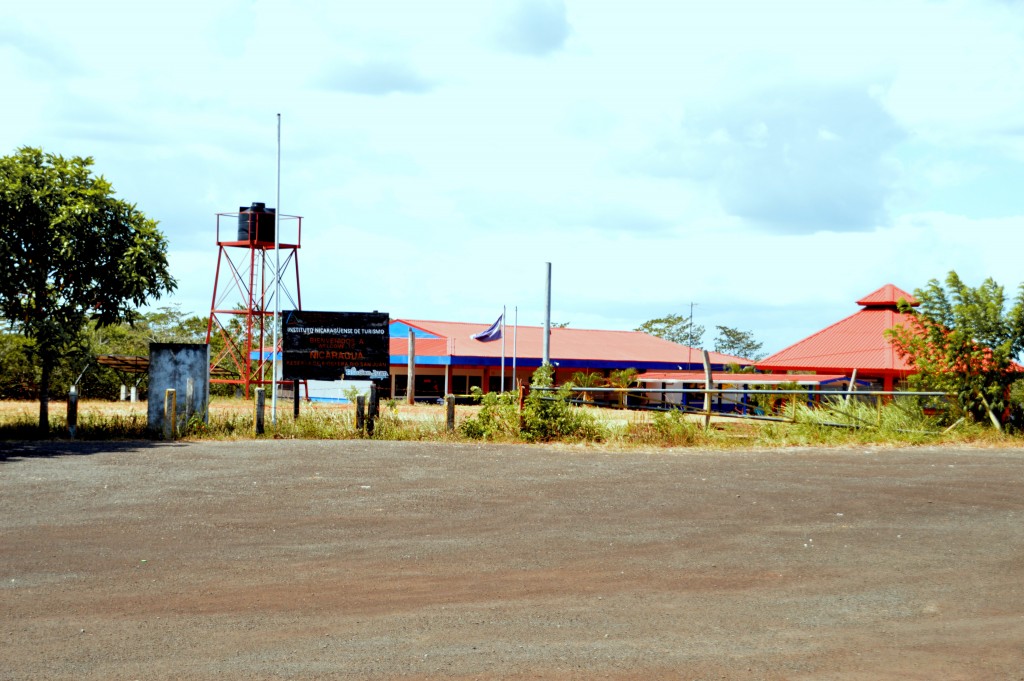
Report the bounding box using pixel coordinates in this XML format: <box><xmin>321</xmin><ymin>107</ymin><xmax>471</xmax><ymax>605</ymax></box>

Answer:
<box><xmin>321</xmin><ymin>59</ymin><xmax>435</xmax><ymax>95</ymax></box>
<box><xmin>496</xmin><ymin>0</ymin><xmax>571</xmax><ymax>56</ymax></box>
<box><xmin>3</xmin><ymin>0</ymin><xmax>1024</xmax><ymax>356</ymax></box>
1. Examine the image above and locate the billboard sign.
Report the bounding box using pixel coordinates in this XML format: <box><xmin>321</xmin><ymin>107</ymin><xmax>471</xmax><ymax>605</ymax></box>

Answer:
<box><xmin>282</xmin><ymin>310</ymin><xmax>390</xmax><ymax>382</ymax></box>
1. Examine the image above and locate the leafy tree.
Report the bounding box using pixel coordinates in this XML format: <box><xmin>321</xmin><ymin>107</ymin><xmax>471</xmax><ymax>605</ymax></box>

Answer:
<box><xmin>635</xmin><ymin>314</ymin><xmax>705</xmax><ymax>347</ymax></box>
<box><xmin>82</xmin><ymin>306</ymin><xmax>208</xmax><ymax>399</ymax></box>
<box><xmin>0</xmin><ymin>330</ymin><xmax>37</xmax><ymax>399</ymax></box>
<box><xmin>713</xmin><ymin>325</ymin><xmax>765</xmax><ymax>360</ymax></box>
<box><xmin>0</xmin><ymin>147</ymin><xmax>176</xmax><ymax>431</ymax></box>
<box><xmin>886</xmin><ymin>271</ymin><xmax>1024</xmax><ymax>431</ymax></box>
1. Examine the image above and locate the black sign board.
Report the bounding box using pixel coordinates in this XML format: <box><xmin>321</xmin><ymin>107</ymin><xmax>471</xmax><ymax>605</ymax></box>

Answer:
<box><xmin>282</xmin><ymin>310</ymin><xmax>390</xmax><ymax>382</ymax></box>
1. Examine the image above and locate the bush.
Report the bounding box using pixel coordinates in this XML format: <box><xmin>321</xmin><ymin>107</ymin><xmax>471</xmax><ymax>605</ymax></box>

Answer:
<box><xmin>459</xmin><ymin>388</ymin><xmax>521</xmax><ymax>441</ymax></box>
<box><xmin>521</xmin><ymin>366</ymin><xmax>606</xmax><ymax>443</ymax></box>
<box><xmin>458</xmin><ymin>366</ymin><xmax>606</xmax><ymax>443</ymax></box>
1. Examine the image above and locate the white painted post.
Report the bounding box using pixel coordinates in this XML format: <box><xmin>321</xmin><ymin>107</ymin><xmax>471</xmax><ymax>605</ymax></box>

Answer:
<box><xmin>164</xmin><ymin>389</ymin><xmax>177</xmax><ymax>440</ymax></box>
<box><xmin>186</xmin><ymin>377</ymin><xmax>195</xmax><ymax>430</ymax></box>
<box><xmin>68</xmin><ymin>385</ymin><xmax>78</xmax><ymax>439</ymax></box>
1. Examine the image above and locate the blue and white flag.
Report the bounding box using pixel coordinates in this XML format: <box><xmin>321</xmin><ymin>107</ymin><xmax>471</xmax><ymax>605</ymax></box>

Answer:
<box><xmin>471</xmin><ymin>314</ymin><xmax>503</xmax><ymax>342</ymax></box>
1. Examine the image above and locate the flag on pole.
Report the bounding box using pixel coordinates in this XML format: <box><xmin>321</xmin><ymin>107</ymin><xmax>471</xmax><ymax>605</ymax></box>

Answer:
<box><xmin>471</xmin><ymin>314</ymin><xmax>504</xmax><ymax>342</ymax></box>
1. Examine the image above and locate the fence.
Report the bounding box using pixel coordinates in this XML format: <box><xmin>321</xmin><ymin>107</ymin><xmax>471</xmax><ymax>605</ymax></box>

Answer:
<box><xmin>532</xmin><ymin>384</ymin><xmax>951</xmax><ymax>428</ymax></box>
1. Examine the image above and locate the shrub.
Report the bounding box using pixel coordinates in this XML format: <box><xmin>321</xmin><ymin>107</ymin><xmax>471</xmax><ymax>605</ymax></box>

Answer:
<box><xmin>458</xmin><ymin>366</ymin><xmax>606</xmax><ymax>443</ymax></box>
<box><xmin>521</xmin><ymin>366</ymin><xmax>606</xmax><ymax>443</ymax></box>
<box><xmin>459</xmin><ymin>387</ymin><xmax>521</xmax><ymax>441</ymax></box>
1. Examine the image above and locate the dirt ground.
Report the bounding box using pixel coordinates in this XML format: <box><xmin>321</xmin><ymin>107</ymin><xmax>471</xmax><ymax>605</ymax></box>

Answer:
<box><xmin>2</xmin><ymin>439</ymin><xmax>1024</xmax><ymax>680</ymax></box>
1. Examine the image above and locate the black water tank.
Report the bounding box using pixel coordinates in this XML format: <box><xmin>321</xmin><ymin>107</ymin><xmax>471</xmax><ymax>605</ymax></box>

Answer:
<box><xmin>237</xmin><ymin>202</ymin><xmax>276</xmax><ymax>243</ymax></box>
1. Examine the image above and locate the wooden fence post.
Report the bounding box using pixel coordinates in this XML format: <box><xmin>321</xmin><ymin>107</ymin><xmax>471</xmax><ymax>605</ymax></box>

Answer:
<box><xmin>702</xmin><ymin>350</ymin><xmax>713</xmax><ymax>429</ymax></box>
<box><xmin>293</xmin><ymin>379</ymin><xmax>300</xmax><ymax>420</ymax></box>
<box><xmin>356</xmin><ymin>395</ymin><xmax>366</xmax><ymax>434</ymax></box>
<box><xmin>254</xmin><ymin>388</ymin><xmax>265</xmax><ymax>435</ymax></box>
<box><xmin>368</xmin><ymin>384</ymin><xmax>379</xmax><ymax>437</ymax></box>
<box><xmin>446</xmin><ymin>394</ymin><xmax>456</xmax><ymax>432</ymax></box>
<box><xmin>407</xmin><ymin>329</ymin><xmax>416</xmax><ymax>405</ymax></box>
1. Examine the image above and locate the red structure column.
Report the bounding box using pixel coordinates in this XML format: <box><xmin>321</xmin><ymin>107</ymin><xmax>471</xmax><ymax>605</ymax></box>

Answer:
<box><xmin>206</xmin><ymin>204</ymin><xmax>302</xmax><ymax>399</ymax></box>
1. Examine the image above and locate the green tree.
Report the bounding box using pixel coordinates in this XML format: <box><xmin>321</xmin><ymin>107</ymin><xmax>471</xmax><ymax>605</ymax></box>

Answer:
<box><xmin>635</xmin><ymin>314</ymin><xmax>705</xmax><ymax>347</ymax></box>
<box><xmin>0</xmin><ymin>330</ymin><xmax>37</xmax><ymax>399</ymax></box>
<box><xmin>713</xmin><ymin>325</ymin><xmax>765</xmax><ymax>360</ymax></box>
<box><xmin>0</xmin><ymin>147</ymin><xmax>176</xmax><ymax>431</ymax></box>
<box><xmin>82</xmin><ymin>306</ymin><xmax>207</xmax><ymax>399</ymax></box>
<box><xmin>886</xmin><ymin>271</ymin><xmax>1024</xmax><ymax>431</ymax></box>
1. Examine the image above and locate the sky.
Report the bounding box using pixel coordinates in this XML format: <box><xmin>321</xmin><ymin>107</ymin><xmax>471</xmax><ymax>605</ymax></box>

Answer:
<box><xmin>3</xmin><ymin>0</ymin><xmax>1024</xmax><ymax>355</ymax></box>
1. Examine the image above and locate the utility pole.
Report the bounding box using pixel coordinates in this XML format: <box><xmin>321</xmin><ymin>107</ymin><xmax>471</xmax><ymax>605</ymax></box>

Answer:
<box><xmin>543</xmin><ymin>262</ymin><xmax>552</xmax><ymax>367</ymax></box>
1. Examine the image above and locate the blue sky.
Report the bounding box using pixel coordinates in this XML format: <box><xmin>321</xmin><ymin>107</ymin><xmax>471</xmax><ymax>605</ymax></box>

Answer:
<box><xmin>3</xmin><ymin>0</ymin><xmax>1024</xmax><ymax>354</ymax></box>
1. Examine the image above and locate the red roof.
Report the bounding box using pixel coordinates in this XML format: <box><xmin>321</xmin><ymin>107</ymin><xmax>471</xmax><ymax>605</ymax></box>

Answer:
<box><xmin>638</xmin><ymin>372</ymin><xmax>854</xmax><ymax>386</ymax></box>
<box><xmin>757</xmin><ymin>285</ymin><xmax>917</xmax><ymax>377</ymax></box>
<box><xmin>391</xmin><ymin>319</ymin><xmax>752</xmax><ymax>366</ymax></box>
<box><xmin>856</xmin><ymin>284</ymin><xmax>919</xmax><ymax>308</ymax></box>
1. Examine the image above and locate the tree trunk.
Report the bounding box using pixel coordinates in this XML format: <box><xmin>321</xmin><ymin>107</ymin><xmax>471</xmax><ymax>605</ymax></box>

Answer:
<box><xmin>38</xmin><ymin>356</ymin><xmax>50</xmax><ymax>435</ymax></box>
<box><xmin>978</xmin><ymin>391</ymin><xmax>1003</xmax><ymax>433</ymax></box>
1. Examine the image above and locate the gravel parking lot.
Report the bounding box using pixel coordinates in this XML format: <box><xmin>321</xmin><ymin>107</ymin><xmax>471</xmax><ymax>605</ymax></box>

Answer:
<box><xmin>2</xmin><ymin>439</ymin><xmax>1023</xmax><ymax>680</ymax></box>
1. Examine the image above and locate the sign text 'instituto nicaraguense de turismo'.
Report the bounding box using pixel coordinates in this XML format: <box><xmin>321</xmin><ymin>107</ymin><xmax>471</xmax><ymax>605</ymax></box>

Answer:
<box><xmin>282</xmin><ymin>310</ymin><xmax>390</xmax><ymax>383</ymax></box>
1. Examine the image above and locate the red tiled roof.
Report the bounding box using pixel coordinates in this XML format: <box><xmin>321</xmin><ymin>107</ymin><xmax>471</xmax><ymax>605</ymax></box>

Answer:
<box><xmin>390</xmin><ymin>337</ymin><xmax>449</xmax><ymax>356</ymax></box>
<box><xmin>638</xmin><ymin>372</ymin><xmax>853</xmax><ymax>385</ymax></box>
<box><xmin>757</xmin><ymin>285</ymin><xmax>917</xmax><ymax>376</ymax></box>
<box><xmin>391</xmin><ymin>319</ymin><xmax>752</xmax><ymax>366</ymax></box>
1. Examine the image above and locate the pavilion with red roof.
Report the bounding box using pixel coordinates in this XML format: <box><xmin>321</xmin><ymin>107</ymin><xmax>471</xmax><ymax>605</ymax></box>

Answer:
<box><xmin>756</xmin><ymin>284</ymin><xmax>919</xmax><ymax>391</ymax></box>
<box><xmin>388</xmin><ymin>319</ymin><xmax>751</xmax><ymax>399</ymax></box>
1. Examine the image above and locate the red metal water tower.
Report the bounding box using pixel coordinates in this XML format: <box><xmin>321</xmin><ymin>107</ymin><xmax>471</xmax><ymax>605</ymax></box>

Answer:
<box><xmin>206</xmin><ymin>203</ymin><xmax>302</xmax><ymax>398</ymax></box>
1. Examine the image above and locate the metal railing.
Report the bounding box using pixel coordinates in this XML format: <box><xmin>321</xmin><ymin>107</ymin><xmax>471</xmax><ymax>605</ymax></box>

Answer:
<box><xmin>531</xmin><ymin>384</ymin><xmax>951</xmax><ymax>428</ymax></box>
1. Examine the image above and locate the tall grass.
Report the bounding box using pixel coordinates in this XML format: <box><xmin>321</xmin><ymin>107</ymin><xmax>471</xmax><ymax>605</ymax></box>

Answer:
<box><xmin>0</xmin><ymin>411</ymin><xmax>149</xmax><ymax>440</ymax></box>
<box><xmin>0</xmin><ymin>394</ymin><xmax>1015</xmax><ymax>448</ymax></box>
<box><xmin>754</xmin><ymin>395</ymin><xmax>994</xmax><ymax>447</ymax></box>
<box><xmin>616</xmin><ymin>409</ymin><xmax>714</xmax><ymax>448</ymax></box>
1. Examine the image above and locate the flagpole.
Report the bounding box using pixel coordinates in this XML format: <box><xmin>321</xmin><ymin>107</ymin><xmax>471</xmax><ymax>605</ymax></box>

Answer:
<box><xmin>501</xmin><ymin>305</ymin><xmax>506</xmax><ymax>392</ymax></box>
<box><xmin>271</xmin><ymin>113</ymin><xmax>281</xmax><ymax>424</ymax></box>
<box><xmin>512</xmin><ymin>306</ymin><xmax>518</xmax><ymax>389</ymax></box>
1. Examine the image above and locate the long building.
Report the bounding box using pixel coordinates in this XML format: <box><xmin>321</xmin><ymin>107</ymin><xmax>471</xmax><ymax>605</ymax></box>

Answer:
<box><xmin>388</xmin><ymin>318</ymin><xmax>751</xmax><ymax>400</ymax></box>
